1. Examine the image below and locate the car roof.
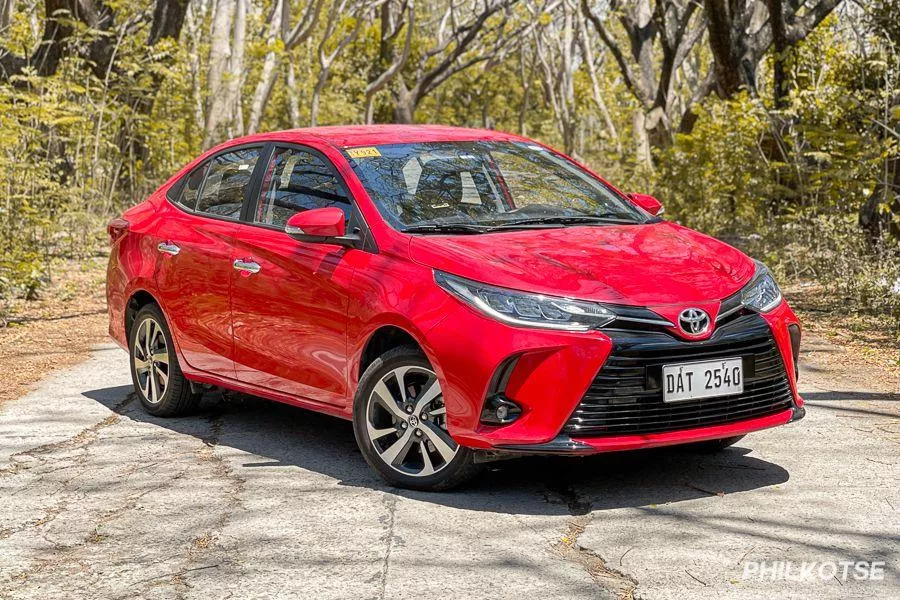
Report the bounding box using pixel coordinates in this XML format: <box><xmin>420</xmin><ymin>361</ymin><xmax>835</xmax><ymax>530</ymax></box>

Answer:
<box><xmin>218</xmin><ymin>124</ymin><xmax>527</xmax><ymax>151</ymax></box>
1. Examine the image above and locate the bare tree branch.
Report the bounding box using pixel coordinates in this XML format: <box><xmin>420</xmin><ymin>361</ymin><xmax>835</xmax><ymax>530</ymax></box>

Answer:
<box><xmin>581</xmin><ymin>0</ymin><xmax>650</xmax><ymax>105</ymax></box>
<box><xmin>365</xmin><ymin>0</ymin><xmax>415</xmax><ymax>123</ymax></box>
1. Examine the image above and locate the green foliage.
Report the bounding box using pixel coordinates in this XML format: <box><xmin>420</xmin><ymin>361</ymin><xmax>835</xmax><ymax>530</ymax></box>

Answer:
<box><xmin>650</xmin><ymin>17</ymin><xmax>900</xmax><ymax>329</ymax></box>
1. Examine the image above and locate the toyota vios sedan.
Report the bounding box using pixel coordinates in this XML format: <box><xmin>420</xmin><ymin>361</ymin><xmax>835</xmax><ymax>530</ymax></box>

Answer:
<box><xmin>107</xmin><ymin>125</ymin><xmax>804</xmax><ymax>490</ymax></box>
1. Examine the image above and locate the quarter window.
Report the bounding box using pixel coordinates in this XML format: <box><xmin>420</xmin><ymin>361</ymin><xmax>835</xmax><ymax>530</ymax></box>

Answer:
<box><xmin>196</xmin><ymin>148</ymin><xmax>261</xmax><ymax>219</ymax></box>
<box><xmin>255</xmin><ymin>147</ymin><xmax>350</xmax><ymax>228</ymax></box>
<box><xmin>174</xmin><ymin>164</ymin><xmax>207</xmax><ymax>210</ymax></box>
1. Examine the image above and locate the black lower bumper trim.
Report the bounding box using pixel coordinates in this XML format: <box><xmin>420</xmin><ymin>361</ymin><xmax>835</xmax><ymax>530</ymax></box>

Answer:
<box><xmin>496</xmin><ymin>405</ymin><xmax>802</xmax><ymax>455</ymax></box>
<box><xmin>495</xmin><ymin>435</ymin><xmax>595</xmax><ymax>455</ymax></box>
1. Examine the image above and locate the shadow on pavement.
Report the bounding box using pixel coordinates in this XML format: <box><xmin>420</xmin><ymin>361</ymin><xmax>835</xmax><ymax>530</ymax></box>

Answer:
<box><xmin>803</xmin><ymin>391</ymin><xmax>899</xmax><ymax>403</ymax></box>
<box><xmin>82</xmin><ymin>384</ymin><xmax>790</xmax><ymax>514</ymax></box>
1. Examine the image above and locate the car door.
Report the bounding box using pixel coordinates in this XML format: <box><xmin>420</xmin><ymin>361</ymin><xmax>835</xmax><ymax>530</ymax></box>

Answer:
<box><xmin>230</xmin><ymin>144</ymin><xmax>360</xmax><ymax>407</ymax></box>
<box><xmin>154</xmin><ymin>146</ymin><xmax>263</xmax><ymax>378</ymax></box>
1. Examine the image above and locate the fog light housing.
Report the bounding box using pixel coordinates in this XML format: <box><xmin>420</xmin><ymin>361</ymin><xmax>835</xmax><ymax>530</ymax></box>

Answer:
<box><xmin>480</xmin><ymin>396</ymin><xmax>522</xmax><ymax>425</ymax></box>
<box><xmin>788</xmin><ymin>324</ymin><xmax>801</xmax><ymax>382</ymax></box>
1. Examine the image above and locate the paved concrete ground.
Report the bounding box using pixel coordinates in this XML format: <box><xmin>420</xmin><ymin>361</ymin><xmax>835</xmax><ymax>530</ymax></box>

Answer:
<box><xmin>1</xmin><ymin>342</ymin><xmax>897</xmax><ymax>599</ymax></box>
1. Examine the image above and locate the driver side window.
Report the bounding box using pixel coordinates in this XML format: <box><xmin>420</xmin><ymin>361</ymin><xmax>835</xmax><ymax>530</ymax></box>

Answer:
<box><xmin>255</xmin><ymin>147</ymin><xmax>351</xmax><ymax>228</ymax></box>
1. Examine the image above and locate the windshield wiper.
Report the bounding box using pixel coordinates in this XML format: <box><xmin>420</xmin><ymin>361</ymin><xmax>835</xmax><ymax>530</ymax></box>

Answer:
<box><xmin>493</xmin><ymin>215</ymin><xmax>638</xmax><ymax>228</ymax></box>
<box><xmin>402</xmin><ymin>223</ymin><xmax>493</xmax><ymax>234</ymax></box>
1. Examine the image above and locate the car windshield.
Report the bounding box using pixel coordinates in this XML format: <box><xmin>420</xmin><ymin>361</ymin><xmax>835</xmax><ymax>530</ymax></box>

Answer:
<box><xmin>342</xmin><ymin>141</ymin><xmax>648</xmax><ymax>232</ymax></box>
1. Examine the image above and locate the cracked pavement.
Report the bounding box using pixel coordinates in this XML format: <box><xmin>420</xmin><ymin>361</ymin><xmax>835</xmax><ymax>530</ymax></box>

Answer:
<box><xmin>1</xmin><ymin>342</ymin><xmax>897</xmax><ymax>599</ymax></box>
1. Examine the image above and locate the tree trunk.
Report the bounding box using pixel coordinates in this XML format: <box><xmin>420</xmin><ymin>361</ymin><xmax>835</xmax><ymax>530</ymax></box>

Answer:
<box><xmin>286</xmin><ymin>61</ymin><xmax>301</xmax><ymax>128</ymax></box>
<box><xmin>311</xmin><ymin>1</ymin><xmax>364</xmax><ymax>127</ymax></box>
<box><xmin>0</xmin><ymin>0</ymin><xmax>14</xmax><ymax>33</ymax></box>
<box><xmin>185</xmin><ymin>3</ymin><xmax>205</xmax><ymax>136</ymax></box>
<box><xmin>311</xmin><ymin>75</ymin><xmax>325</xmax><ymax>127</ymax></box>
<box><xmin>1</xmin><ymin>0</ymin><xmax>193</xmax><ymax>83</ymax></box>
<box><xmin>247</xmin><ymin>0</ymin><xmax>284</xmax><ymax>134</ymax></box>
<box><xmin>633</xmin><ymin>110</ymin><xmax>652</xmax><ymax>166</ymax></box>
<box><xmin>393</xmin><ymin>85</ymin><xmax>416</xmax><ymax>124</ymax></box>
<box><xmin>517</xmin><ymin>45</ymin><xmax>530</xmax><ymax>136</ymax></box>
<box><xmin>765</xmin><ymin>0</ymin><xmax>789</xmax><ymax>108</ymax></box>
<box><xmin>365</xmin><ymin>0</ymin><xmax>414</xmax><ymax>124</ymax></box>
<box><xmin>703</xmin><ymin>0</ymin><xmax>752</xmax><ymax>98</ymax></box>
<box><xmin>148</xmin><ymin>0</ymin><xmax>190</xmax><ymax>46</ymax></box>
<box><xmin>226</xmin><ymin>0</ymin><xmax>247</xmax><ymax>138</ymax></box>
<box><xmin>204</xmin><ymin>0</ymin><xmax>236</xmax><ymax>148</ymax></box>
<box><xmin>0</xmin><ymin>0</ymin><xmax>76</xmax><ymax>80</ymax></box>
<box><xmin>704</xmin><ymin>0</ymin><xmax>841</xmax><ymax>100</ymax></box>
<box><xmin>578</xmin><ymin>15</ymin><xmax>620</xmax><ymax>153</ymax></box>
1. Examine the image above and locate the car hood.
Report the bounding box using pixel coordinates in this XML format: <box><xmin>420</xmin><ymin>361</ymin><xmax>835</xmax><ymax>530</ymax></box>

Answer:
<box><xmin>408</xmin><ymin>221</ymin><xmax>755</xmax><ymax>308</ymax></box>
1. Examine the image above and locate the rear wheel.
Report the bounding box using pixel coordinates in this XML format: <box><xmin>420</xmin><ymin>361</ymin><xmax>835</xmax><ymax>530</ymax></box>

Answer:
<box><xmin>129</xmin><ymin>304</ymin><xmax>200</xmax><ymax>416</ymax></box>
<box><xmin>353</xmin><ymin>346</ymin><xmax>480</xmax><ymax>491</ymax></box>
<box><xmin>687</xmin><ymin>434</ymin><xmax>746</xmax><ymax>453</ymax></box>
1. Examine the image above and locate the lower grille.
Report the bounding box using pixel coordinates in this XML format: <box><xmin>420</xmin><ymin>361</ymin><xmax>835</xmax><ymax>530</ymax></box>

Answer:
<box><xmin>565</xmin><ymin>314</ymin><xmax>793</xmax><ymax>437</ymax></box>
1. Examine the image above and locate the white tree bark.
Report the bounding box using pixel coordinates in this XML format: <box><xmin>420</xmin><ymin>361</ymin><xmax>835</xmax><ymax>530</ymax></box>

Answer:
<box><xmin>247</xmin><ymin>0</ymin><xmax>286</xmax><ymax>134</ymax></box>
<box><xmin>517</xmin><ymin>44</ymin><xmax>531</xmax><ymax>136</ymax></box>
<box><xmin>204</xmin><ymin>0</ymin><xmax>236</xmax><ymax>148</ymax></box>
<box><xmin>226</xmin><ymin>0</ymin><xmax>248</xmax><ymax>137</ymax></box>
<box><xmin>533</xmin><ymin>0</ymin><xmax>579</xmax><ymax>155</ymax></box>
<box><xmin>577</xmin><ymin>10</ymin><xmax>621</xmax><ymax>153</ymax></box>
<box><xmin>0</xmin><ymin>0</ymin><xmax>15</xmax><ymax>34</ymax></box>
<box><xmin>185</xmin><ymin>0</ymin><xmax>207</xmax><ymax>137</ymax></box>
<box><xmin>311</xmin><ymin>0</ymin><xmax>365</xmax><ymax>126</ymax></box>
<box><xmin>247</xmin><ymin>0</ymin><xmax>326</xmax><ymax>134</ymax></box>
<box><xmin>286</xmin><ymin>61</ymin><xmax>301</xmax><ymax>128</ymax></box>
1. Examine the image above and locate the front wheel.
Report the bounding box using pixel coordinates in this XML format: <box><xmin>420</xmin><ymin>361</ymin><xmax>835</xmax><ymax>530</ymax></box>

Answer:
<box><xmin>353</xmin><ymin>346</ymin><xmax>480</xmax><ymax>491</ymax></box>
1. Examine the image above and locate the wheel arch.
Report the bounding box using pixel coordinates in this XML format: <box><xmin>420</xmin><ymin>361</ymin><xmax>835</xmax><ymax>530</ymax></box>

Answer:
<box><xmin>358</xmin><ymin>325</ymin><xmax>424</xmax><ymax>381</ymax></box>
<box><xmin>125</xmin><ymin>289</ymin><xmax>162</xmax><ymax>337</ymax></box>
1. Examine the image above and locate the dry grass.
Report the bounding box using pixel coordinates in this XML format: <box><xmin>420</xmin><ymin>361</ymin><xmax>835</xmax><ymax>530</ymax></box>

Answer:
<box><xmin>784</xmin><ymin>282</ymin><xmax>900</xmax><ymax>393</ymax></box>
<box><xmin>0</xmin><ymin>255</ymin><xmax>109</xmax><ymax>405</ymax></box>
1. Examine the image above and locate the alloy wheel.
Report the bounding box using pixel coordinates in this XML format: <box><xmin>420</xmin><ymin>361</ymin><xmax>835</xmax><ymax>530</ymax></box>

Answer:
<box><xmin>365</xmin><ymin>365</ymin><xmax>458</xmax><ymax>477</ymax></box>
<box><xmin>133</xmin><ymin>317</ymin><xmax>169</xmax><ymax>404</ymax></box>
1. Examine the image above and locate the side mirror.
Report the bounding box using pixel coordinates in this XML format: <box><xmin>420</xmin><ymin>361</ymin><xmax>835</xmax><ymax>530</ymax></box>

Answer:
<box><xmin>628</xmin><ymin>193</ymin><xmax>664</xmax><ymax>216</ymax></box>
<box><xmin>285</xmin><ymin>207</ymin><xmax>360</xmax><ymax>247</ymax></box>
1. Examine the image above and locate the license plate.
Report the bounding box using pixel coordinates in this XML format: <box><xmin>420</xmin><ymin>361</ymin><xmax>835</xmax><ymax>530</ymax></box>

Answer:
<box><xmin>663</xmin><ymin>357</ymin><xmax>743</xmax><ymax>403</ymax></box>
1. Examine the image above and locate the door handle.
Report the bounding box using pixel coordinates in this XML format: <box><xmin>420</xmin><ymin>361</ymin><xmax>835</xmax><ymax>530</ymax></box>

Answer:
<box><xmin>233</xmin><ymin>259</ymin><xmax>261</xmax><ymax>274</ymax></box>
<box><xmin>157</xmin><ymin>242</ymin><xmax>181</xmax><ymax>256</ymax></box>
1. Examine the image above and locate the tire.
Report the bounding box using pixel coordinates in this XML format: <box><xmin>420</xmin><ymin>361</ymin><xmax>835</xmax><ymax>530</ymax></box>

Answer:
<box><xmin>128</xmin><ymin>304</ymin><xmax>201</xmax><ymax>417</ymax></box>
<box><xmin>353</xmin><ymin>346</ymin><xmax>481</xmax><ymax>491</ymax></box>
<box><xmin>687</xmin><ymin>434</ymin><xmax>746</xmax><ymax>453</ymax></box>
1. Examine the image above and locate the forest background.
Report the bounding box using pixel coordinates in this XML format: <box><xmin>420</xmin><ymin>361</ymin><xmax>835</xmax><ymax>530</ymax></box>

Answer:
<box><xmin>0</xmin><ymin>0</ymin><xmax>897</xmax><ymax>336</ymax></box>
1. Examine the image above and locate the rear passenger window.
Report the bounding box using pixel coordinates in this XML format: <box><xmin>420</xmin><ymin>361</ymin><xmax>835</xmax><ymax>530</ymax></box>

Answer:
<box><xmin>196</xmin><ymin>148</ymin><xmax>260</xmax><ymax>219</ymax></box>
<box><xmin>174</xmin><ymin>164</ymin><xmax>207</xmax><ymax>210</ymax></box>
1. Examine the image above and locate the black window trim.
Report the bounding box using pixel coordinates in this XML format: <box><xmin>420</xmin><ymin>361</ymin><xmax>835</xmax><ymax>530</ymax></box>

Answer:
<box><xmin>241</xmin><ymin>141</ymin><xmax>378</xmax><ymax>253</ymax></box>
<box><xmin>164</xmin><ymin>142</ymin><xmax>267</xmax><ymax>225</ymax></box>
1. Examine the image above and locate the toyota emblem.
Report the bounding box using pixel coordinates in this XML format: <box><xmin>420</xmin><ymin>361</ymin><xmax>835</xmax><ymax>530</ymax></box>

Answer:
<box><xmin>678</xmin><ymin>308</ymin><xmax>710</xmax><ymax>335</ymax></box>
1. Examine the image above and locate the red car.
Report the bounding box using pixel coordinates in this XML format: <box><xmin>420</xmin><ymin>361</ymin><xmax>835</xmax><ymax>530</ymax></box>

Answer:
<box><xmin>107</xmin><ymin>125</ymin><xmax>804</xmax><ymax>490</ymax></box>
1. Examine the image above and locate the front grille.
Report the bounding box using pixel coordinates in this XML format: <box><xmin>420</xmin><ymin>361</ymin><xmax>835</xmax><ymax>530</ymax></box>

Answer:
<box><xmin>565</xmin><ymin>314</ymin><xmax>793</xmax><ymax>437</ymax></box>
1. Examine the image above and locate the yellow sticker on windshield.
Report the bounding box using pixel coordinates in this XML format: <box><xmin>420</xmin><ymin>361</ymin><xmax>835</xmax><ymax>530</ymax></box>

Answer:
<box><xmin>346</xmin><ymin>146</ymin><xmax>381</xmax><ymax>158</ymax></box>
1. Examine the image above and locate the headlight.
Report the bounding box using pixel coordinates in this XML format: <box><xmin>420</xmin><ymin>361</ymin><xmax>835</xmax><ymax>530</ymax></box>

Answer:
<box><xmin>741</xmin><ymin>261</ymin><xmax>783</xmax><ymax>312</ymax></box>
<box><xmin>434</xmin><ymin>271</ymin><xmax>616</xmax><ymax>331</ymax></box>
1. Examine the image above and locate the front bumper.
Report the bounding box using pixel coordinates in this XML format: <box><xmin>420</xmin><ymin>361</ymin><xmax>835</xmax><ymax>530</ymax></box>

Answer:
<box><xmin>425</xmin><ymin>299</ymin><xmax>803</xmax><ymax>455</ymax></box>
<box><xmin>497</xmin><ymin>405</ymin><xmax>806</xmax><ymax>455</ymax></box>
